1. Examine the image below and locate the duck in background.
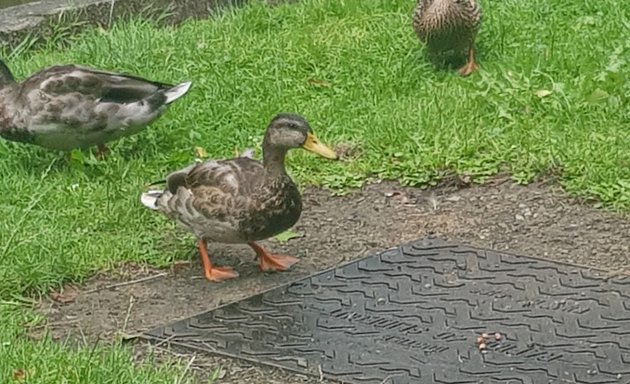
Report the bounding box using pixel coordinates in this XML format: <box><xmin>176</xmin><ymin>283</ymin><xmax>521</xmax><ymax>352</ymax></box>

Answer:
<box><xmin>0</xmin><ymin>59</ymin><xmax>191</xmax><ymax>158</ymax></box>
<box><xmin>412</xmin><ymin>0</ymin><xmax>482</xmax><ymax>76</ymax></box>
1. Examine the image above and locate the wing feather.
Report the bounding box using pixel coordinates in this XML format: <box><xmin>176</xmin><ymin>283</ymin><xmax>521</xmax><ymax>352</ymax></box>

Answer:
<box><xmin>20</xmin><ymin>65</ymin><xmax>173</xmax><ymax>103</ymax></box>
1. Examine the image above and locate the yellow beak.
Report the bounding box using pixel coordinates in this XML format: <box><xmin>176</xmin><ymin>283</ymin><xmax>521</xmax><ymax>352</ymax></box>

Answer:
<box><xmin>302</xmin><ymin>132</ymin><xmax>338</xmax><ymax>160</ymax></box>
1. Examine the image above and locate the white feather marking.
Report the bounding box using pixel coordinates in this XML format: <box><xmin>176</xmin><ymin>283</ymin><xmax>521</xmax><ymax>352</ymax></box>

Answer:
<box><xmin>140</xmin><ymin>190</ymin><xmax>163</xmax><ymax>210</ymax></box>
<box><xmin>240</xmin><ymin>148</ymin><xmax>255</xmax><ymax>158</ymax></box>
<box><xmin>223</xmin><ymin>173</ymin><xmax>240</xmax><ymax>190</ymax></box>
<box><xmin>164</xmin><ymin>81</ymin><xmax>192</xmax><ymax>104</ymax></box>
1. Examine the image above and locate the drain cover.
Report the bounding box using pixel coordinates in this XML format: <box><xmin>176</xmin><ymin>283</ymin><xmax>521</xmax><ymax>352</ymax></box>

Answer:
<box><xmin>140</xmin><ymin>238</ymin><xmax>630</xmax><ymax>383</ymax></box>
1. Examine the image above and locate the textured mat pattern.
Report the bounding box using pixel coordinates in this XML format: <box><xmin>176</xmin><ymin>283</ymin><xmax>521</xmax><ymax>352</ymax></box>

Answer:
<box><xmin>141</xmin><ymin>239</ymin><xmax>630</xmax><ymax>384</ymax></box>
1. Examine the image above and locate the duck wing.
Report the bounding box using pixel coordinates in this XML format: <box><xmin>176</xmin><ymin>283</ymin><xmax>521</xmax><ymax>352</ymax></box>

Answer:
<box><xmin>141</xmin><ymin>156</ymin><xmax>265</xmax><ymax>242</ymax></box>
<box><xmin>186</xmin><ymin>157</ymin><xmax>262</xmax><ymax>196</ymax></box>
<box><xmin>20</xmin><ymin>65</ymin><xmax>186</xmax><ymax>103</ymax></box>
<box><xmin>4</xmin><ymin>64</ymin><xmax>191</xmax><ymax>150</ymax></box>
<box><xmin>141</xmin><ymin>156</ymin><xmax>264</xmax><ymax>213</ymax></box>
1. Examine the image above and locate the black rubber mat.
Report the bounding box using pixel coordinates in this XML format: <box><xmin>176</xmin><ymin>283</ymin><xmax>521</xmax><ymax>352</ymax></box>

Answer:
<box><xmin>140</xmin><ymin>238</ymin><xmax>630</xmax><ymax>383</ymax></box>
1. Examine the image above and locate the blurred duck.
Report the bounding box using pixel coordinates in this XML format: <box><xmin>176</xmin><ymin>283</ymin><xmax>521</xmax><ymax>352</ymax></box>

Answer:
<box><xmin>0</xmin><ymin>59</ymin><xmax>191</xmax><ymax>158</ymax></box>
<box><xmin>412</xmin><ymin>0</ymin><xmax>482</xmax><ymax>76</ymax></box>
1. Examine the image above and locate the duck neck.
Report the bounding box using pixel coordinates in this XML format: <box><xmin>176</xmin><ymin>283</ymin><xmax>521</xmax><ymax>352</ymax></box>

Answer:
<box><xmin>262</xmin><ymin>145</ymin><xmax>289</xmax><ymax>180</ymax></box>
<box><xmin>0</xmin><ymin>60</ymin><xmax>16</xmax><ymax>89</ymax></box>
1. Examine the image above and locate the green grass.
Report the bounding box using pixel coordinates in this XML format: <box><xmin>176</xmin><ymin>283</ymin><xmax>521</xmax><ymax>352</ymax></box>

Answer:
<box><xmin>0</xmin><ymin>303</ymin><xmax>209</xmax><ymax>383</ymax></box>
<box><xmin>0</xmin><ymin>0</ymin><xmax>629</xmax><ymax>380</ymax></box>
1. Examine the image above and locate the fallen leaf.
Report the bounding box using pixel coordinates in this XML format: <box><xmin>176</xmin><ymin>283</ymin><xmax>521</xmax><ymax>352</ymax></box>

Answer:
<box><xmin>194</xmin><ymin>146</ymin><xmax>208</xmax><ymax>159</ymax></box>
<box><xmin>586</xmin><ymin>88</ymin><xmax>610</xmax><ymax>104</ymax></box>
<box><xmin>535</xmin><ymin>89</ymin><xmax>552</xmax><ymax>98</ymax></box>
<box><xmin>170</xmin><ymin>260</ymin><xmax>191</xmax><ymax>274</ymax></box>
<box><xmin>69</xmin><ymin>149</ymin><xmax>85</xmax><ymax>162</ymax></box>
<box><xmin>12</xmin><ymin>369</ymin><xmax>26</xmax><ymax>381</ymax></box>
<box><xmin>50</xmin><ymin>285</ymin><xmax>78</xmax><ymax>304</ymax></box>
<box><xmin>384</xmin><ymin>191</ymin><xmax>401</xmax><ymax>198</ymax></box>
<box><xmin>307</xmin><ymin>79</ymin><xmax>331</xmax><ymax>87</ymax></box>
<box><xmin>333</xmin><ymin>142</ymin><xmax>362</xmax><ymax>160</ymax></box>
<box><xmin>273</xmin><ymin>230</ymin><xmax>304</xmax><ymax>244</ymax></box>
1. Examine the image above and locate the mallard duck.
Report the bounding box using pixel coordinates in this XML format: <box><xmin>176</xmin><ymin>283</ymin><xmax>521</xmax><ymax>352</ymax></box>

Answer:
<box><xmin>0</xmin><ymin>59</ymin><xmax>191</xmax><ymax>158</ymax></box>
<box><xmin>412</xmin><ymin>0</ymin><xmax>482</xmax><ymax>76</ymax></box>
<box><xmin>140</xmin><ymin>113</ymin><xmax>338</xmax><ymax>282</ymax></box>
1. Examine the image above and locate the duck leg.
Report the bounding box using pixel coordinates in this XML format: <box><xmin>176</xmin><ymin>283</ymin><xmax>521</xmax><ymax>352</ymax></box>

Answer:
<box><xmin>197</xmin><ymin>239</ymin><xmax>239</xmax><ymax>282</ymax></box>
<box><xmin>248</xmin><ymin>241</ymin><xmax>299</xmax><ymax>272</ymax></box>
<box><xmin>95</xmin><ymin>144</ymin><xmax>110</xmax><ymax>160</ymax></box>
<box><xmin>457</xmin><ymin>45</ymin><xmax>479</xmax><ymax>76</ymax></box>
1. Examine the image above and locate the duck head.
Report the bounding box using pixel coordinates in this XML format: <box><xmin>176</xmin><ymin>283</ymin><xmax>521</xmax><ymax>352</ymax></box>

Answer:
<box><xmin>263</xmin><ymin>113</ymin><xmax>338</xmax><ymax>163</ymax></box>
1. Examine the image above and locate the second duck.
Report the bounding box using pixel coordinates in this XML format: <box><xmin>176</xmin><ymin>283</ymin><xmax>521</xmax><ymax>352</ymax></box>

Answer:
<box><xmin>412</xmin><ymin>0</ymin><xmax>482</xmax><ymax>76</ymax></box>
<box><xmin>141</xmin><ymin>113</ymin><xmax>338</xmax><ymax>282</ymax></box>
<box><xmin>0</xmin><ymin>59</ymin><xmax>191</xmax><ymax>158</ymax></box>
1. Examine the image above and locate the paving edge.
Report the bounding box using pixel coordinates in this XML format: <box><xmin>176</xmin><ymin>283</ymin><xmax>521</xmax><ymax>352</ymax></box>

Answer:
<box><xmin>0</xmin><ymin>0</ymin><xmax>288</xmax><ymax>54</ymax></box>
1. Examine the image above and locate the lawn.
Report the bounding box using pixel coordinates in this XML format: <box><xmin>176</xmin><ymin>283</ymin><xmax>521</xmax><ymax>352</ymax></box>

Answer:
<box><xmin>0</xmin><ymin>0</ymin><xmax>629</xmax><ymax>381</ymax></box>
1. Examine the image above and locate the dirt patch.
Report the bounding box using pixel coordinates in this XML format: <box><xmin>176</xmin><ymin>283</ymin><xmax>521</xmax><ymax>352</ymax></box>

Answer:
<box><xmin>35</xmin><ymin>179</ymin><xmax>630</xmax><ymax>383</ymax></box>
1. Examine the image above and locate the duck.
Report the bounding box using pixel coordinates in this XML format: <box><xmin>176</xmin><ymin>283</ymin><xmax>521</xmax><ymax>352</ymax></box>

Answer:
<box><xmin>0</xmin><ymin>58</ymin><xmax>191</xmax><ymax>158</ymax></box>
<box><xmin>412</xmin><ymin>0</ymin><xmax>482</xmax><ymax>76</ymax></box>
<box><xmin>140</xmin><ymin>113</ymin><xmax>338</xmax><ymax>282</ymax></box>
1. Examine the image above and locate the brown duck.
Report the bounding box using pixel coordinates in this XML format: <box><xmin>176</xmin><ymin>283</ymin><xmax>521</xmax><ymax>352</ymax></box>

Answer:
<box><xmin>0</xmin><ymin>59</ymin><xmax>191</xmax><ymax>158</ymax></box>
<box><xmin>140</xmin><ymin>113</ymin><xmax>338</xmax><ymax>282</ymax></box>
<box><xmin>412</xmin><ymin>0</ymin><xmax>482</xmax><ymax>76</ymax></box>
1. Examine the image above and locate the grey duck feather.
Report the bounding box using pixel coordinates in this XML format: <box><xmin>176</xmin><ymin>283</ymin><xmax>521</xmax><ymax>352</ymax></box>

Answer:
<box><xmin>0</xmin><ymin>59</ymin><xmax>191</xmax><ymax>155</ymax></box>
<box><xmin>412</xmin><ymin>0</ymin><xmax>482</xmax><ymax>76</ymax></box>
<box><xmin>141</xmin><ymin>113</ymin><xmax>338</xmax><ymax>282</ymax></box>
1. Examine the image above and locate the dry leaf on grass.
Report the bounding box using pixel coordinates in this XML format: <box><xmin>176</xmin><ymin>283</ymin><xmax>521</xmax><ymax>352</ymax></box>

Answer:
<box><xmin>50</xmin><ymin>285</ymin><xmax>78</xmax><ymax>304</ymax></box>
<box><xmin>12</xmin><ymin>369</ymin><xmax>26</xmax><ymax>381</ymax></box>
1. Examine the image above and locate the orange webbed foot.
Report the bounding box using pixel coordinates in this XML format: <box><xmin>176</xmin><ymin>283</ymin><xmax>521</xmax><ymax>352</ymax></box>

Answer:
<box><xmin>248</xmin><ymin>242</ymin><xmax>299</xmax><ymax>272</ymax></box>
<box><xmin>457</xmin><ymin>46</ymin><xmax>479</xmax><ymax>77</ymax></box>
<box><xmin>457</xmin><ymin>61</ymin><xmax>479</xmax><ymax>76</ymax></box>
<box><xmin>204</xmin><ymin>266</ymin><xmax>239</xmax><ymax>282</ymax></box>
<box><xmin>259</xmin><ymin>253</ymin><xmax>299</xmax><ymax>272</ymax></box>
<box><xmin>197</xmin><ymin>239</ymin><xmax>239</xmax><ymax>283</ymax></box>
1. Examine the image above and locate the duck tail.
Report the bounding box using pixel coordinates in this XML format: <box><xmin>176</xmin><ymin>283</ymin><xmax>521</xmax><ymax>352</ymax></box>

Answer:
<box><xmin>140</xmin><ymin>178</ymin><xmax>167</xmax><ymax>210</ymax></box>
<box><xmin>163</xmin><ymin>81</ymin><xmax>192</xmax><ymax>104</ymax></box>
<box><xmin>140</xmin><ymin>190</ymin><xmax>164</xmax><ymax>210</ymax></box>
